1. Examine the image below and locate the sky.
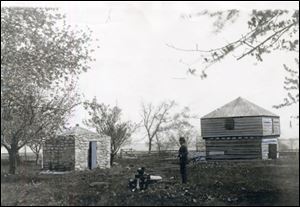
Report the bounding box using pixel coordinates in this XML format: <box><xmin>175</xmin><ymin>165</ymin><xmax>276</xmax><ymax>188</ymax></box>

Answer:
<box><xmin>2</xmin><ymin>1</ymin><xmax>299</xmax><ymax>150</ymax></box>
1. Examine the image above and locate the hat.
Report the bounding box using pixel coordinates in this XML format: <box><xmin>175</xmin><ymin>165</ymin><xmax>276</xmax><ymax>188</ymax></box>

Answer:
<box><xmin>179</xmin><ymin>137</ymin><xmax>186</xmax><ymax>142</ymax></box>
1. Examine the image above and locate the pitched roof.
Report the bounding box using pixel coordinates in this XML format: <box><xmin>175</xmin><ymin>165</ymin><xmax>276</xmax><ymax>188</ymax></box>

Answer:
<box><xmin>202</xmin><ymin>97</ymin><xmax>279</xmax><ymax>119</ymax></box>
<box><xmin>58</xmin><ymin>125</ymin><xmax>98</xmax><ymax>136</ymax></box>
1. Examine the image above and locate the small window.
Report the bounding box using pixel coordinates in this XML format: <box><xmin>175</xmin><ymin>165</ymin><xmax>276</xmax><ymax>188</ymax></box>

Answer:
<box><xmin>225</xmin><ymin>118</ymin><xmax>235</xmax><ymax>130</ymax></box>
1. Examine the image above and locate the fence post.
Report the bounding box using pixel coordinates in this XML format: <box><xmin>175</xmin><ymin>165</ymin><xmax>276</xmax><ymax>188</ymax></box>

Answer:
<box><xmin>24</xmin><ymin>145</ymin><xmax>27</xmax><ymax>161</ymax></box>
<box><xmin>41</xmin><ymin>146</ymin><xmax>43</xmax><ymax>169</ymax></box>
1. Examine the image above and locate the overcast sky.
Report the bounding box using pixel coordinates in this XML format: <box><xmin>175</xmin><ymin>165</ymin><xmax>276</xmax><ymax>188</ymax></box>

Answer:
<box><xmin>3</xmin><ymin>1</ymin><xmax>299</xmax><ymax>150</ymax></box>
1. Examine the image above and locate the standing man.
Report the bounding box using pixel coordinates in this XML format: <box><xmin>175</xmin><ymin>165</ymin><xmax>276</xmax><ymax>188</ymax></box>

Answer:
<box><xmin>178</xmin><ymin>137</ymin><xmax>188</xmax><ymax>184</ymax></box>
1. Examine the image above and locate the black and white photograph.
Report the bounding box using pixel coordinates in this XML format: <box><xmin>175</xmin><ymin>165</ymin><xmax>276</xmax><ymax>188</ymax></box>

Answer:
<box><xmin>1</xmin><ymin>1</ymin><xmax>299</xmax><ymax>206</ymax></box>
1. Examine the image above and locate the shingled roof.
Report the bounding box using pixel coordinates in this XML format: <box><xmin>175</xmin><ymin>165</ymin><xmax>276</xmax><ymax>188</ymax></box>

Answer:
<box><xmin>202</xmin><ymin>97</ymin><xmax>279</xmax><ymax>119</ymax></box>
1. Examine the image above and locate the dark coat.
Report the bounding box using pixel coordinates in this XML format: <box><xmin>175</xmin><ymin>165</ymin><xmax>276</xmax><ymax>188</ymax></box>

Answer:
<box><xmin>178</xmin><ymin>144</ymin><xmax>188</xmax><ymax>164</ymax></box>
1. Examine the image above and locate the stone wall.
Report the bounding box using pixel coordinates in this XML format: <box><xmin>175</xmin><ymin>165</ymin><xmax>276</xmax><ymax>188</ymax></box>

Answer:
<box><xmin>43</xmin><ymin>136</ymin><xmax>75</xmax><ymax>171</ymax></box>
<box><xmin>75</xmin><ymin>133</ymin><xmax>111</xmax><ymax>170</ymax></box>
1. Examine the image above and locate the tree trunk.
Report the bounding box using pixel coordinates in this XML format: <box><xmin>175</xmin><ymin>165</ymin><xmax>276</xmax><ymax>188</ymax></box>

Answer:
<box><xmin>35</xmin><ymin>153</ymin><xmax>39</xmax><ymax>166</ymax></box>
<box><xmin>155</xmin><ymin>134</ymin><xmax>161</xmax><ymax>153</ymax></box>
<box><xmin>8</xmin><ymin>147</ymin><xmax>18</xmax><ymax>174</ymax></box>
<box><xmin>16</xmin><ymin>152</ymin><xmax>21</xmax><ymax>165</ymax></box>
<box><xmin>148</xmin><ymin>139</ymin><xmax>152</xmax><ymax>153</ymax></box>
<box><xmin>110</xmin><ymin>153</ymin><xmax>114</xmax><ymax>166</ymax></box>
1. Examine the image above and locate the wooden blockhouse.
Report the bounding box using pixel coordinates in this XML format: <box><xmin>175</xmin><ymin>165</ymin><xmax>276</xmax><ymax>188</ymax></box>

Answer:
<box><xmin>201</xmin><ymin>97</ymin><xmax>280</xmax><ymax>160</ymax></box>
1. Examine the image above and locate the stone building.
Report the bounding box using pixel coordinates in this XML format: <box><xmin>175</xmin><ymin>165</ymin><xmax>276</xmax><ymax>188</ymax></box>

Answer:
<box><xmin>43</xmin><ymin>125</ymin><xmax>111</xmax><ymax>171</ymax></box>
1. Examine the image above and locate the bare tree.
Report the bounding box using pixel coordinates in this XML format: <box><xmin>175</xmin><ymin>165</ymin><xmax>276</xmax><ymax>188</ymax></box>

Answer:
<box><xmin>140</xmin><ymin>101</ymin><xmax>177</xmax><ymax>153</ymax></box>
<box><xmin>29</xmin><ymin>140</ymin><xmax>43</xmax><ymax>165</ymax></box>
<box><xmin>84</xmin><ymin>98</ymin><xmax>138</xmax><ymax>165</ymax></box>
<box><xmin>157</xmin><ymin>106</ymin><xmax>197</xmax><ymax>150</ymax></box>
<box><xmin>163</xmin><ymin>124</ymin><xmax>197</xmax><ymax>150</ymax></box>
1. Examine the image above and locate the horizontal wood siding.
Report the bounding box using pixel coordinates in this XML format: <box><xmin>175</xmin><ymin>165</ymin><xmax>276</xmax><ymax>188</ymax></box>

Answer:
<box><xmin>205</xmin><ymin>138</ymin><xmax>262</xmax><ymax>160</ymax></box>
<box><xmin>262</xmin><ymin>117</ymin><xmax>280</xmax><ymax>136</ymax></box>
<box><xmin>201</xmin><ymin>117</ymin><xmax>263</xmax><ymax>138</ymax></box>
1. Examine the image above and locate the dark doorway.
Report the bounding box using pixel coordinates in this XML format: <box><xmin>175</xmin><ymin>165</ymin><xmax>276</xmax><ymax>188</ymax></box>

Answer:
<box><xmin>268</xmin><ymin>144</ymin><xmax>277</xmax><ymax>159</ymax></box>
<box><xmin>88</xmin><ymin>141</ymin><xmax>97</xmax><ymax>169</ymax></box>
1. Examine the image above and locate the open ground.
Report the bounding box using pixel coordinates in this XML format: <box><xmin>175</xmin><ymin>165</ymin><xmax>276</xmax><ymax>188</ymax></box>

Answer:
<box><xmin>1</xmin><ymin>152</ymin><xmax>299</xmax><ymax>206</ymax></box>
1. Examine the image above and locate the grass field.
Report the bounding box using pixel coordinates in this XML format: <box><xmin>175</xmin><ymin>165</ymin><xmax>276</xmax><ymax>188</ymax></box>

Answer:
<box><xmin>1</xmin><ymin>153</ymin><xmax>299</xmax><ymax>206</ymax></box>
